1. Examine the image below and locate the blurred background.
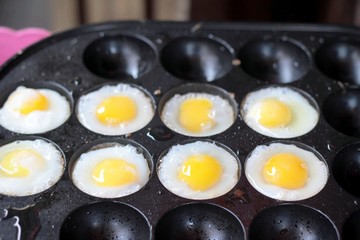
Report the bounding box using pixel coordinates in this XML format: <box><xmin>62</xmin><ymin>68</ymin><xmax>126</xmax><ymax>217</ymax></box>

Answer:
<box><xmin>0</xmin><ymin>0</ymin><xmax>359</xmax><ymax>32</ymax></box>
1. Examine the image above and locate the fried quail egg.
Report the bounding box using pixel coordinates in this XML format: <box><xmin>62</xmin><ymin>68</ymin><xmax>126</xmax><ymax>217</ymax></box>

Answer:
<box><xmin>0</xmin><ymin>138</ymin><xmax>65</xmax><ymax>196</ymax></box>
<box><xmin>76</xmin><ymin>84</ymin><xmax>154</xmax><ymax>135</ymax></box>
<box><xmin>157</xmin><ymin>141</ymin><xmax>240</xmax><ymax>200</ymax></box>
<box><xmin>71</xmin><ymin>144</ymin><xmax>151</xmax><ymax>198</ymax></box>
<box><xmin>0</xmin><ymin>86</ymin><xmax>71</xmax><ymax>134</ymax></box>
<box><xmin>241</xmin><ymin>86</ymin><xmax>319</xmax><ymax>138</ymax></box>
<box><xmin>161</xmin><ymin>92</ymin><xmax>235</xmax><ymax>137</ymax></box>
<box><xmin>245</xmin><ymin>142</ymin><xmax>328</xmax><ymax>201</ymax></box>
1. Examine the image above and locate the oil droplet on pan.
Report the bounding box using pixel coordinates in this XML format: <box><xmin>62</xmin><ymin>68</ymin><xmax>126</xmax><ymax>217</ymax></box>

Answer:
<box><xmin>147</xmin><ymin>126</ymin><xmax>174</xmax><ymax>141</ymax></box>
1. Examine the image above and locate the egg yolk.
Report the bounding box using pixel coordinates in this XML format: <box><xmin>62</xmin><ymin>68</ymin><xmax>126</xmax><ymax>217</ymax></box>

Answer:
<box><xmin>262</xmin><ymin>153</ymin><xmax>308</xmax><ymax>189</ymax></box>
<box><xmin>0</xmin><ymin>149</ymin><xmax>44</xmax><ymax>177</ymax></box>
<box><xmin>92</xmin><ymin>158</ymin><xmax>138</xmax><ymax>187</ymax></box>
<box><xmin>179</xmin><ymin>98</ymin><xmax>215</xmax><ymax>133</ymax></box>
<box><xmin>178</xmin><ymin>154</ymin><xmax>222</xmax><ymax>191</ymax></box>
<box><xmin>96</xmin><ymin>96</ymin><xmax>137</xmax><ymax>126</ymax></box>
<box><xmin>15</xmin><ymin>90</ymin><xmax>49</xmax><ymax>115</ymax></box>
<box><xmin>256</xmin><ymin>98</ymin><xmax>292</xmax><ymax>128</ymax></box>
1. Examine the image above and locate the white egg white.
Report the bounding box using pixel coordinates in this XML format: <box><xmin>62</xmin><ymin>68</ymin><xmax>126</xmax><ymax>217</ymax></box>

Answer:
<box><xmin>245</xmin><ymin>142</ymin><xmax>328</xmax><ymax>201</ymax></box>
<box><xmin>71</xmin><ymin>144</ymin><xmax>151</xmax><ymax>198</ymax></box>
<box><xmin>157</xmin><ymin>141</ymin><xmax>240</xmax><ymax>200</ymax></box>
<box><xmin>76</xmin><ymin>84</ymin><xmax>154</xmax><ymax>136</ymax></box>
<box><xmin>0</xmin><ymin>139</ymin><xmax>65</xmax><ymax>196</ymax></box>
<box><xmin>161</xmin><ymin>92</ymin><xmax>235</xmax><ymax>137</ymax></box>
<box><xmin>241</xmin><ymin>87</ymin><xmax>319</xmax><ymax>138</ymax></box>
<box><xmin>0</xmin><ymin>86</ymin><xmax>71</xmax><ymax>134</ymax></box>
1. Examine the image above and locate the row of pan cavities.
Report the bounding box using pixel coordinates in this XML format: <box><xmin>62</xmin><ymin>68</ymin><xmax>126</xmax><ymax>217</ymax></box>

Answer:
<box><xmin>83</xmin><ymin>34</ymin><xmax>360</xmax><ymax>85</ymax></box>
<box><xmin>59</xmin><ymin>200</ymin><xmax>358</xmax><ymax>240</ymax></box>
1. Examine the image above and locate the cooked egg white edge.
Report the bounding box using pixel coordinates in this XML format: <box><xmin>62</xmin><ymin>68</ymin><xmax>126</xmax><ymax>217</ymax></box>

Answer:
<box><xmin>0</xmin><ymin>86</ymin><xmax>71</xmax><ymax>134</ymax></box>
<box><xmin>77</xmin><ymin>84</ymin><xmax>154</xmax><ymax>136</ymax></box>
<box><xmin>161</xmin><ymin>93</ymin><xmax>235</xmax><ymax>137</ymax></box>
<box><xmin>0</xmin><ymin>139</ymin><xmax>65</xmax><ymax>196</ymax></box>
<box><xmin>157</xmin><ymin>141</ymin><xmax>239</xmax><ymax>200</ymax></box>
<box><xmin>71</xmin><ymin>144</ymin><xmax>150</xmax><ymax>198</ymax></box>
<box><xmin>245</xmin><ymin>143</ymin><xmax>328</xmax><ymax>201</ymax></box>
<box><xmin>242</xmin><ymin>87</ymin><xmax>319</xmax><ymax>138</ymax></box>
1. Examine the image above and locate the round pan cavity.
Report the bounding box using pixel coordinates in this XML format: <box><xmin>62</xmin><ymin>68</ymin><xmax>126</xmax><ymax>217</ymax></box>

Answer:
<box><xmin>160</xmin><ymin>36</ymin><xmax>233</xmax><ymax>82</ymax></box>
<box><xmin>323</xmin><ymin>88</ymin><xmax>360</xmax><ymax>137</ymax></box>
<box><xmin>68</xmin><ymin>137</ymin><xmax>153</xmax><ymax>199</ymax></box>
<box><xmin>238</xmin><ymin>38</ymin><xmax>310</xmax><ymax>83</ymax></box>
<box><xmin>342</xmin><ymin>210</ymin><xmax>360</xmax><ymax>240</ymax></box>
<box><xmin>83</xmin><ymin>34</ymin><xmax>157</xmax><ymax>79</ymax></box>
<box><xmin>245</xmin><ymin>140</ymin><xmax>328</xmax><ymax>201</ymax></box>
<box><xmin>249</xmin><ymin>204</ymin><xmax>339</xmax><ymax>240</ymax></box>
<box><xmin>0</xmin><ymin>81</ymin><xmax>73</xmax><ymax>134</ymax></box>
<box><xmin>75</xmin><ymin>82</ymin><xmax>155</xmax><ymax>136</ymax></box>
<box><xmin>60</xmin><ymin>201</ymin><xmax>151</xmax><ymax>240</ymax></box>
<box><xmin>159</xmin><ymin>83</ymin><xmax>237</xmax><ymax>137</ymax></box>
<box><xmin>0</xmin><ymin>136</ymin><xmax>66</xmax><ymax>197</ymax></box>
<box><xmin>316</xmin><ymin>40</ymin><xmax>360</xmax><ymax>85</ymax></box>
<box><xmin>332</xmin><ymin>142</ymin><xmax>360</xmax><ymax>197</ymax></box>
<box><xmin>240</xmin><ymin>85</ymin><xmax>319</xmax><ymax>139</ymax></box>
<box><xmin>155</xmin><ymin>202</ymin><xmax>245</xmax><ymax>240</ymax></box>
<box><xmin>157</xmin><ymin>139</ymin><xmax>241</xmax><ymax>200</ymax></box>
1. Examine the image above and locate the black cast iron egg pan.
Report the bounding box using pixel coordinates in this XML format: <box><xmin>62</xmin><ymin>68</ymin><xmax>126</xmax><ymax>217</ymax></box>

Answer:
<box><xmin>0</xmin><ymin>21</ymin><xmax>359</xmax><ymax>239</ymax></box>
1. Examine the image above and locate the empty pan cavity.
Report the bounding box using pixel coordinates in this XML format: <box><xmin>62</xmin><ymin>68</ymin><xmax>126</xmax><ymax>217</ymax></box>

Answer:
<box><xmin>332</xmin><ymin>142</ymin><xmax>360</xmax><ymax>197</ymax></box>
<box><xmin>322</xmin><ymin>88</ymin><xmax>360</xmax><ymax>137</ymax></box>
<box><xmin>83</xmin><ymin>35</ymin><xmax>157</xmax><ymax>79</ymax></box>
<box><xmin>316</xmin><ymin>41</ymin><xmax>360</xmax><ymax>85</ymax></box>
<box><xmin>160</xmin><ymin>36</ymin><xmax>233</xmax><ymax>82</ymax></box>
<box><xmin>249</xmin><ymin>204</ymin><xmax>339</xmax><ymax>240</ymax></box>
<box><xmin>60</xmin><ymin>201</ymin><xmax>151</xmax><ymax>240</ymax></box>
<box><xmin>342</xmin><ymin>210</ymin><xmax>360</xmax><ymax>240</ymax></box>
<box><xmin>238</xmin><ymin>39</ymin><xmax>310</xmax><ymax>83</ymax></box>
<box><xmin>155</xmin><ymin>202</ymin><xmax>245</xmax><ymax>240</ymax></box>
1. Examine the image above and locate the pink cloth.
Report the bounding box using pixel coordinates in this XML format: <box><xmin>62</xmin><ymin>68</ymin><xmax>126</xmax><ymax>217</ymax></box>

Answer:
<box><xmin>0</xmin><ymin>27</ymin><xmax>51</xmax><ymax>66</ymax></box>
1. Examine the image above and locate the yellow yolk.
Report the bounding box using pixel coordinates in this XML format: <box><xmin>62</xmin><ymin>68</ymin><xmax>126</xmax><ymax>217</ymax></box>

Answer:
<box><xmin>16</xmin><ymin>91</ymin><xmax>49</xmax><ymax>115</ymax></box>
<box><xmin>96</xmin><ymin>96</ymin><xmax>137</xmax><ymax>126</ymax></box>
<box><xmin>0</xmin><ymin>149</ymin><xmax>43</xmax><ymax>177</ymax></box>
<box><xmin>256</xmin><ymin>98</ymin><xmax>292</xmax><ymax>128</ymax></box>
<box><xmin>179</xmin><ymin>98</ymin><xmax>215</xmax><ymax>133</ymax></box>
<box><xmin>262</xmin><ymin>153</ymin><xmax>308</xmax><ymax>189</ymax></box>
<box><xmin>92</xmin><ymin>158</ymin><xmax>138</xmax><ymax>187</ymax></box>
<box><xmin>178</xmin><ymin>154</ymin><xmax>222</xmax><ymax>191</ymax></box>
